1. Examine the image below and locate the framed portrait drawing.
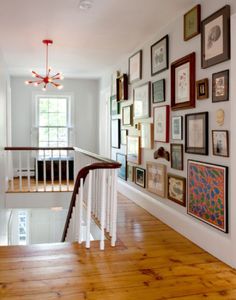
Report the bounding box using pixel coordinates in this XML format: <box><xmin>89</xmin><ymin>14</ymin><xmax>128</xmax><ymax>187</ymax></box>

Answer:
<box><xmin>196</xmin><ymin>78</ymin><xmax>209</xmax><ymax>100</ymax></box>
<box><xmin>116</xmin><ymin>153</ymin><xmax>127</xmax><ymax>181</ymax></box>
<box><xmin>133</xmin><ymin>82</ymin><xmax>151</xmax><ymax>119</ymax></box>
<box><xmin>151</xmin><ymin>35</ymin><xmax>169</xmax><ymax>76</ymax></box>
<box><xmin>185</xmin><ymin>112</ymin><xmax>208</xmax><ymax>155</ymax></box>
<box><xmin>187</xmin><ymin>160</ymin><xmax>228</xmax><ymax>233</ymax></box>
<box><xmin>170</xmin><ymin>144</ymin><xmax>183</xmax><ymax>170</ymax></box>
<box><xmin>212</xmin><ymin>130</ymin><xmax>229</xmax><ymax>157</ymax></box>
<box><xmin>121</xmin><ymin>129</ymin><xmax>128</xmax><ymax>145</ymax></box>
<box><xmin>140</xmin><ymin>123</ymin><xmax>154</xmax><ymax>149</ymax></box>
<box><xmin>146</xmin><ymin>162</ymin><xmax>166</xmax><ymax>198</ymax></box>
<box><xmin>122</xmin><ymin>105</ymin><xmax>133</xmax><ymax>126</ymax></box>
<box><xmin>153</xmin><ymin>105</ymin><xmax>170</xmax><ymax>143</ymax></box>
<box><xmin>152</xmin><ymin>79</ymin><xmax>165</xmax><ymax>103</ymax></box>
<box><xmin>129</xmin><ymin>50</ymin><xmax>142</xmax><ymax>84</ymax></box>
<box><xmin>116</xmin><ymin>74</ymin><xmax>128</xmax><ymax>101</ymax></box>
<box><xmin>201</xmin><ymin>5</ymin><xmax>230</xmax><ymax>69</ymax></box>
<box><xmin>135</xmin><ymin>167</ymin><xmax>146</xmax><ymax>188</ymax></box>
<box><xmin>111</xmin><ymin>119</ymin><xmax>120</xmax><ymax>148</ymax></box>
<box><xmin>171</xmin><ymin>52</ymin><xmax>195</xmax><ymax>110</ymax></box>
<box><xmin>212</xmin><ymin>70</ymin><xmax>229</xmax><ymax>102</ymax></box>
<box><xmin>184</xmin><ymin>4</ymin><xmax>201</xmax><ymax>41</ymax></box>
<box><xmin>127</xmin><ymin>136</ymin><xmax>141</xmax><ymax>165</ymax></box>
<box><xmin>127</xmin><ymin>165</ymin><xmax>134</xmax><ymax>182</ymax></box>
<box><xmin>110</xmin><ymin>95</ymin><xmax>120</xmax><ymax>116</ymax></box>
<box><xmin>171</xmin><ymin>116</ymin><xmax>183</xmax><ymax>140</ymax></box>
<box><xmin>167</xmin><ymin>174</ymin><xmax>186</xmax><ymax>207</ymax></box>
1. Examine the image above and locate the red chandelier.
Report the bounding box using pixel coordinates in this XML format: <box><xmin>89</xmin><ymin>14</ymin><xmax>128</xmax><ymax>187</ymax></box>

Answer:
<box><xmin>25</xmin><ymin>39</ymin><xmax>63</xmax><ymax>91</ymax></box>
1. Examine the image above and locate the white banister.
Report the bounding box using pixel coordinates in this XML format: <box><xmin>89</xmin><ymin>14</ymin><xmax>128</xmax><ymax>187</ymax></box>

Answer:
<box><xmin>35</xmin><ymin>150</ymin><xmax>39</xmax><ymax>191</ymax></box>
<box><xmin>27</xmin><ymin>151</ymin><xmax>30</xmax><ymax>192</ymax></box>
<box><xmin>59</xmin><ymin>150</ymin><xmax>62</xmax><ymax>191</ymax></box>
<box><xmin>100</xmin><ymin>169</ymin><xmax>106</xmax><ymax>250</ymax></box>
<box><xmin>51</xmin><ymin>150</ymin><xmax>54</xmax><ymax>191</ymax></box>
<box><xmin>43</xmin><ymin>150</ymin><xmax>46</xmax><ymax>191</ymax></box>
<box><xmin>111</xmin><ymin>169</ymin><xmax>118</xmax><ymax>247</ymax></box>
<box><xmin>86</xmin><ymin>170</ymin><xmax>93</xmax><ymax>248</ymax></box>
<box><xmin>78</xmin><ymin>178</ymin><xmax>83</xmax><ymax>244</ymax></box>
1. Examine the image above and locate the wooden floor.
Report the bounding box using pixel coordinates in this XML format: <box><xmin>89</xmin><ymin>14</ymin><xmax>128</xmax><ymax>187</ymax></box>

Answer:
<box><xmin>1</xmin><ymin>193</ymin><xmax>236</xmax><ymax>299</ymax></box>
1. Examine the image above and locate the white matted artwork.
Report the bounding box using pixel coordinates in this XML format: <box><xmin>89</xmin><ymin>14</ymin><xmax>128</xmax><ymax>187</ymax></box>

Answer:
<box><xmin>146</xmin><ymin>162</ymin><xmax>166</xmax><ymax>198</ymax></box>
<box><xmin>133</xmin><ymin>82</ymin><xmax>150</xmax><ymax>119</ymax></box>
<box><xmin>153</xmin><ymin>105</ymin><xmax>169</xmax><ymax>143</ymax></box>
<box><xmin>171</xmin><ymin>116</ymin><xmax>183</xmax><ymax>140</ymax></box>
<box><xmin>175</xmin><ymin>62</ymin><xmax>190</xmax><ymax>104</ymax></box>
<box><xmin>140</xmin><ymin>123</ymin><xmax>154</xmax><ymax>149</ymax></box>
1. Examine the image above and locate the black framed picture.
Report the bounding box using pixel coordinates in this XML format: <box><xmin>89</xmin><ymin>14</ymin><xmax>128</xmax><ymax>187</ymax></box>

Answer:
<box><xmin>212</xmin><ymin>70</ymin><xmax>229</xmax><ymax>102</ymax></box>
<box><xmin>196</xmin><ymin>78</ymin><xmax>209</xmax><ymax>100</ymax></box>
<box><xmin>152</xmin><ymin>79</ymin><xmax>165</xmax><ymax>103</ymax></box>
<box><xmin>171</xmin><ymin>116</ymin><xmax>183</xmax><ymax>140</ymax></box>
<box><xmin>135</xmin><ymin>167</ymin><xmax>146</xmax><ymax>188</ymax></box>
<box><xmin>128</xmin><ymin>50</ymin><xmax>142</xmax><ymax>84</ymax></box>
<box><xmin>111</xmin><ymin>119</ymin><xmax>120</xmax><ymax>148</ymax></box>
<box><xmin>212</xmin><ymin>130</ymin><xmax>229</xmax><ymax>157</ymax></box>
<box><xmin>170</xmin><ymin>144</ymin><xmax>183</xmax><ymax>170</ymax></box>
<box><xmin>151</xmin><ymin>35</ymin><xmax>169</xmax><ymax>76</ymax></box>
<box><xmin>116</xmin><ymin>153</ymin><xmax>127</xmax><ymax>180</ymax></box>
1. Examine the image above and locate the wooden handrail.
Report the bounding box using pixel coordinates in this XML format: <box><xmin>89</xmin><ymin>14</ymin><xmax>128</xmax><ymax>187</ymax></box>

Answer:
<box><xmin>4</xmin><ymin>147</ymin><xmax>74</xmax><ymax>151</ymax></box>
<box><xmin>61</xmin><ymin>161</ymin><xmax>121</xmax><ymax>242</ymax></box>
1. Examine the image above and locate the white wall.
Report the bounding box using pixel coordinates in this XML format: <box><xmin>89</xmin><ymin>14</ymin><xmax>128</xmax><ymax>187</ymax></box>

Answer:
<box><xmin>99</xmin><ymin>0</ymin><xmax>236</xmax><ymax>267</ymax></box>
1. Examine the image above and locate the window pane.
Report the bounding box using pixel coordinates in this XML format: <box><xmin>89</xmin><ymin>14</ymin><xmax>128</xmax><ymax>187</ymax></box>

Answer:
<box><xmin>58</xmin><ymin>98</ymin><xmax>67</xmax><ymax>112</ymax></box>
<box><xmin>49</xmin><ymin>128</ymin><xmax>58</xmax><ymax>142</ymax></box>
<box><xmin>57</xmin><ymin>113</ymin><xmax>67</xmax><ymax>126</ymax></box>
<box><xmin>48</xmin><ymin>113</ymin><xmax>58</xmax><ymax>126</ymax></box>
<box><xmin>39</xmin><ymin>141</ymin><xmax>48</xmax><ymax>147</ymax></box>
<box><xmin>39</xmin><ymin>113</ymin><xmax>49</xmax><ymax>126</ymax></box>
<box><xmin>58</xmin><ymin>128</ymin><xmax>68</xmax><ymax>142</ymax></box>
<box><xmin>39</xmin><ymin>128</ymin><xmax>49</xmax><ymax>142</ymax></box>
<box><xmin>39</xmin><ymin>98</ymin><xmax>48</xmax><ymax>113</ymax></box>
<box><xmin>48</xmin><ymin>98</ymin><xmax>58</xmax><ymax>112</ymax></box>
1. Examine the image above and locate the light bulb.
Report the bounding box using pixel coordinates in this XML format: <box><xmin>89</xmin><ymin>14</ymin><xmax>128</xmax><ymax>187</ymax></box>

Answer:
<box><xmin>42</xmin><ymin>87</ymin><xmax>46</xmax><ymax>91</ymax></box>
<box><xmin>57</xmin><ymin>85</ymin><xmax>63</xmax><ymax>90</ymax></box>
<box><xmin>33</xmin><ymin>82</ymin><xmax>38</xmax><ymax>86</ymax></box>
<box><xmin>25</xmin><ymin>81</ymin><xmax>29</xmax><ymax>85</ymax></box>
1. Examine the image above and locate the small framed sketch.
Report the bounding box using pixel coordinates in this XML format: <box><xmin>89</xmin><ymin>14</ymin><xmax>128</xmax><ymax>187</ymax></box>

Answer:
<box><xmin>121</xmin><ymin>129</ymin><xmax>128</xmax><ymax>145</ymax></box>
<box><xmin>171</xmin><ymin>144</ymin><xmax>183</xmax><ymax>170</ymax></box>
<box><xmin>116</xmin><ymin>153</ymin><xmax>127</xmax><ymax>181</ymax></box>
<box><xmin>167</xmin><ymin>174</ymin><xmax>186</xmax><ymax>207</ymax></box>
<box><xmin>133</xmin><ymin>82</ymin><xmax>151</xmax><ymax>119</ymax></box>
<box><xmin>128</xmin><ymin>50</ymin><xmax>142</xmax><ymax>84</ymax></box>
<box><xmin>184</xmin><ymin>4</ymin><xmax>201</xmax><ymax>41</ymax></box>
<box><xmin>153</xmin><ymin>105</ymin><xmax>170</xmax><ymax>143</ymax></box>
<box><xmin>116</xmin><ymin>74</ymin><xmax>128</xmax><ymax>101</ymax></box>
<box><xmin>127</xmin><ymin>136</ymin><xmax>141</xmax><ymax>164</ymax></box>
<box><xmin>110</xmin><ymin>95</ymin><xmax>120</xmax><ymax>116</ymax></box>
<box><xmin>111</xmin><ymin>119</ymin><xmax>120</xmax><ymax>148</ymax></box>
<box><xmin>140</xmin><ymin>123</ymin><xmax>154</xmax><ymax>149</ymax></box>
<box><xmin>201</xmin><ymin>5</ymin><xmax>230</xmax><ymax>69</ymax></box>
<box><xmin>171</xmin><ymin>116</ymin><xmax>183</xmax><ymax>140</ymax></box>
<box><xmin>127</xmin><ymin>165</ymin><xmax>134</xmax><ymax>181</ymax></box>
<box><xmin>122</xmin><ymin>105</ymin><xmax>133</xmax><ymax>126</ymax></box>
<box><xmin>151</xmin><ymin>35</ymin><xmax>169</xmax><ymax>76</ymax></box>
<box><xmin>212</xmin><ymin>70</ymin><xmax>229</xmax><ymax>103</ymax></box>
<box><xmin>135</xmin><ymin>167</ymin><xmax>146</xmax><ymax>188</ymax></box>
<box><xmin>171</xmin><ymin>52</ymin><xmax>196</xmax><ymax>110</ymax></box>
<box><xmin>196</xmin><ymin>78</ymin><xmax>209</xmax><ymax>100</ymax></box>
<box><xmin>212</xmin><ymin>130</ymin><xmax>229</xmax><ymax>157</ymax></box>
<box><xmin>146</xmin><ymin>162</ymin><xmax>166</xmax><ymax>198</ymax></box>
<box><xmin>152</xmin><ymin>79</ymin><xmax>165</xmax><ymax>103</ymax></box>
<box><xmin>185</xmin><ymin>112</ymin><xmax>208</xmax><ymax>155</ymax></box>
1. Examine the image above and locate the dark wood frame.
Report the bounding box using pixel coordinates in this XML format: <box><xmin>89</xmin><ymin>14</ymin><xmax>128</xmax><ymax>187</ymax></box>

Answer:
<box><xmin>170</xmin><ymin>144</ymin><xmax>183</xmax><ymax>170</ymax></box>
<box><xmin>127</xmin><ymin>136</ymin><xmax>141</xmax><ymax>165</ymax></box>
<box><xmin>111</xmin><ymin>119</ymin><xmax>120</xmax><ymax>149</ymax></box>
<box><xmin>167</xmin><ymin>173</ymin><xmax>186</xmax><ymax>207</ymax></box>
<box><xmin>133</xmin><ymin>82</ymin><xmax>151</xmax><ymax>120</ymax></box>
<box><xmin>185</xmin><ymin>112</ymin><xmax>208</xmax><ymax>155</ymax></box>
<box><xmin>116</xmin><ymin>73</ymin><xmax>128</xmax><ymax>102</ymax></box>
<box><xmin>171</xmin><ymin>52</ymin><xmax>196</xmax><ymax>110</ymax></box>
<box><xmin>196</xmin><ymin>78</ymin><xmax>209</xmax><ymax>100</ymax></box>
<box><xmin>212</xmin><ymin>130</ymin><xmax>229</xmax><ymax>157</ymax></box>
<box><xmin>116</xmin><ymin>153</ymin><xmax>127</xmax><ymax>181</ymax></box>
<box><xmin>151</xmin><ymin>35</ymin><xmax>169</xmax><ymax>76</ymax></box>
<box><xmin>122</xmin><ymin>105</ymin><xmax>133</xmax><ymax>126</ymax></box>
<box><xmin>120</xmin><ymin>129</ymin><xmax>128</xmax><ymax>145</ymax></box>
<box><xmin>135</xmin><ymin>167</ymin><xmax>146</xmax><ymax>188</ymax></box>
<box><xmin>152</xmin><ymin>79</ymin><xmax>165</xmax><ymax>103</ymax></box>
<box><xmin>201</xmin><ymin>5</ymin><xmax>230</xmax><ymax>69</ymax></box>
<box><xmin>171</xmin><ymin>116</ymin><xmax>183</xmax><ymax>140</ymax></box>
<box><xmin>128</xmin><ymin>50</ymin><xmax>142</xmax><ymax>84</ymax></box>
<box><xmin>184</xmin><ymin>4</ymin><xmax>201</xmax><ymax>41</ymax></box>
<box><xmin>153</xmin><ymin>105</ymin><xmax>170</xmax><ymax>143</ymax></box>
<box><xmin>212</xmin><ymin>70</ymin><xmax>229</xmax><ymax>102</ymax></box>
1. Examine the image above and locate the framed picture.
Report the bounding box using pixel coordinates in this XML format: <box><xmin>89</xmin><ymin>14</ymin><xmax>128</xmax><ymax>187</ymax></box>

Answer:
<box><xmin>111</xmin><ymin>119</ymin><xmax>120</xmax><ymax>148</ymax></box>
<box><xmin>152</xmin><ymin>79</ymin><xmax>165</xmax><ymax>103</ymax></box>
<box><xmin>140</xmin><ymin>123</ymin><xmax>154</xmax><ymax>149</ymax></box>
<box><xmin>116</xmin><ymin>153</ymin><xmax>127</xmax><ymax>181</ymax></box>
<box><xmin>184</xmin><ymin>4</ymin><xmax>201</xmax><ymax>41</ymax></box>
<box><xmin>122</xmin><ymin>105</ymin><xmax>133</xmax><ymax>126</ymax></box>
<box><xmin>110</xmin><ymin>95</ymin><xmax>120</xmax><ymax>116</ymax></box>
<box><xmin>201</xmin><ymin>5</ymin><xmax>230</xmax><ymax>69</ymax></box>
<box><xmin>135</xmin><ymin>167</ymin><xmax>146</xmax><ymax>188</ymax></box>
<box><xmin>127</xmin><ymin>165</ymin><xmax>134</xmax><ymax>182</ymax></box>
<box><xmin>170</xmin><ymin>144</ymin><xmax>183</xmax><ymax>170</ymax></box>
<box><xmin>187</xmin><ymin>160</ymin><xmax>228</xmax><ymax>233</ymax></box>
<box><xmin>121</xmin><ymin>129</ymin><xmax>128</xmax><ymax>145</ymax></box>
<box><xmin>185</xmin><ymin>112</ymin><xmax>208</xmax><ymax>155</ymax></box>
<box><xmin>127</xmin><ymin>136</ymin><xmax>141</xmax><ymax>164</ymax></box>
<box><xmin>116</xmin><ymin>74</ymin><xmax>128</xmax><ymax>102</ymax></box>
<box><xmin>153</xmin><ymin>105</ymin><xmax>170</xmax><ymax>143</ymax></box>
<box><xmin>171</xmin><ymin>116</ymin><xmax>183</xmax><ymax>140</ymax></box>
<box><xmin>133</xmin><ymin>82</ymin><xmax>151</xmax><ymax>119</ymax></box>
<box><xmin>196</xmin><ymin>78</ymin><xmax>209</xmax><ymax>100</ymax></box>
<box><xmin>146</xmin><ymin>162</ymin><xmax>166</xmax><ymax>198</ymax></box>
<box><xmin>212</xmin><ymin>130</ymin><xmax>229</xmax><ymax>157</ymax></box>
<box><xmin>111</xmin><ymin>70</ymin><xmax>120</xmax><ymax>97</ymax></box>
<box><xmin>151</xmin><ymin>35</ymin><xmax>169</xmax><ymax>76</ymax></box>
<box><xmin>128</xmin><ymin>50</ymin><xmax>142</xmax><ymax>84</ymax></box>
<box><xmin>167</xmin><ymin>174</ymin><xmax>186</xmax><ymax>206</ymax></box>
<box><xmin>212</xmin><ymin>70</ymin><xmax>229</xmax><ymax>102</ymax></box>
<box><xmin>171</xmin><ymin>52</ymin><xmax>196</xmax><ymax>110</ymax></box>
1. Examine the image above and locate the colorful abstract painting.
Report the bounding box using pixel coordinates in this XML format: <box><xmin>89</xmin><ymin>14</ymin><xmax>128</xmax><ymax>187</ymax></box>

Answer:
<box><xmin>187</xmin><ymin>160</ymin><xmax>228</xmax><ymax>233</ymax></box>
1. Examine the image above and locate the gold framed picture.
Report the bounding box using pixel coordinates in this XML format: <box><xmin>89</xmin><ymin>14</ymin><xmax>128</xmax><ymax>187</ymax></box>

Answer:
<box><xmin>146</xmin><ymin>162</ymin><xmax>166</xmax><ymax>198</ymax></box>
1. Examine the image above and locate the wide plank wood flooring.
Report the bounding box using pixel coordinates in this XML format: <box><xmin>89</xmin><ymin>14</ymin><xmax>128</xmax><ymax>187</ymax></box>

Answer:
<box><xmin>1</xmin><ymin>193</ymin><xmax>236</xmax><ymax>299</ymax></box>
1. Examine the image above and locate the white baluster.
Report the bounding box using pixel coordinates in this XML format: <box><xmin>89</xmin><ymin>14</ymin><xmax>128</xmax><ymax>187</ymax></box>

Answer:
<box><xmin>4</xmin><ymin>151</ymin><xmax>9</xmax><ymax>192</ymax></box>
<box><xmin>78</xmin><ymin>178</ymin><xmax>84</xmax><ymax>244</ymax></box>
<box><xmin>11</xmin><ymin>151</ymin><xmax>14</xmax><ymax>191</ymax></box>
<box><xmin>111</xmin><ymin>169</ymin><xmax>118</xmax><ymax>247</ymax></box>
<box><xmin>106</xmin><ymin>169</ymin><xmax>111</xmax><ymax>232</ymax></box>
<box><xmin>43</xmin><ymin>150</ymin><xmax>46</xmax><ymax>191</ymax></box>
<box><xmin>100</xmin><ymin>169</ymin><xmax>106</xmax><ymax>250</ymax></box>
<box><xmin>59</xmin><ymin>150</ymin><xmax>62</xmax><ymax>191</ymax></box>
<box><xmin>66</xmin><ymin>150</ymin><xmax>69</xmax><ymax>191</ymax></box>
<box><xmin>86</xmin><ymin>170</ymin><xmax>93</xmax><ymax>249</ymax></box>
<box><xmin>51</xmin><ymin>149</ymin><xmax>54</xmax><ymax>191</ymax></box>
<box><xmin>35</xmin><ymin>150</ymin><xmax>39</xmax><ymax>192</ymax></box>
<box><xmin>27</xmin><ymin>151</ymin><xmax>30</xmax><ymax>192</ymax></box>
<box><xmin>19</xmin><ymin>152</ymin><xmax>22</xmax><ymax>191</ymax></box>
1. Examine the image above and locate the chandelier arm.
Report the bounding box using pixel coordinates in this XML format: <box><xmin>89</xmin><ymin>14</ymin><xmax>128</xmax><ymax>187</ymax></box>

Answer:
<box><xmin>51</xmin><ymin>82</ymin><xmax>60</xmax><ymax>87</ymax></box>
<box><xmin>51</xmin><ymin>72</ymin><xmax>60</xmax><ymax>79</ymax></box>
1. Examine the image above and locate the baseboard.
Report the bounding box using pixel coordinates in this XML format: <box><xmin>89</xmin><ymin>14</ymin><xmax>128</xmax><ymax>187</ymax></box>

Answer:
<box><xmin>118</xmin><ymin>179</ymin><xmax>234</xmax><ymax>268</ymax></box>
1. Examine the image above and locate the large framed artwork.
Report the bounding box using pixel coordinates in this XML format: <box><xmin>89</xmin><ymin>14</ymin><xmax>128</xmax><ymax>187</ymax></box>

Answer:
<box><xmin>212</xmin><ymin>70</ymin><xmax>229</xmax><ymax>103</ymax></box>
<box><xmin>140</xmin><ymin>123</ymin><xmax>154</xmax><ymax>149</ymax></box>
<box><xmin>152</xmin><ymin>79</ymin><xmax>165</xmax><ymax>103</ymax></box>
<box><xmin>185</xmin><ymin>112</ymin><xmax>208</xmax><ymax>155</ymax></box>
<box><xmin>184</xmin><ymin>4</ymin><xmax>201</xmax><ymax>41</ymax></box>
<box><xmin>171</xmin><ymin>116</ymin><xmax>183</xmax><ymax>140</ymax></box>
<box><xmin>146</xmin><ymin>162</ymin><xmax>166</xmax><ymax>198</ymax></box>
<box><xmin>128</xmin><ymin>50</ymin><xmax>142</xmax><ymax>84</ymax></box>
<box><xmin>127</xmin><ymin>136</ymin><xmax>141</xmax><ymax>165</ymax></box>
<box><xmin>111</xmin><ymin>119</ymin><xmax>120</xmax><ymax>148</ymax></box>
<box><xmin>110</xmin><ymin>95</ymin><xmax>120</xmax><ymax>116</ymax></box>
<box><xmin>170</xmin><ymin>144</ymin><xmax>183</xmax><ymax>170</ymax></box>
<box><xmin>151</xmin><ymin>35</ymin><xmax>169</xmax><ymax>76</ymax></box>
<box><xmin>116</xmin><ymin>153</ymin><xmax>127</xmax><ymax>181</ymax></box>
<box><xmin>171</xmin><ymin>52</ymin><xmax>195</xmax><ymax>110</ymax></box>
<box><xmin>122</xmin><ymin>105</ymin><xmax>133</xmax><ymax>126</ymax></box>
<box><xmin>201</xmin><ymin>5</ymin><xmax>230</xmax><ymax>69</ymax></box>
<box><xmin>133</xmin><ymin>82</ymin><xmax>151</xmax><ymax>119</ymax></box>
<box><xmin>187</xmin><ymin>160</ymin><xmax>228</xmax><ymax>233</ymax></box>
<box><xmin>135</xmin><ymin>167</ymin><xmax>146</xmax><ymax>188</ymax></box>
<box><xmin>212</xmin><ymin>130</ymin><xmax>229</xmax><ymax>157</ymax></box>
<box><xmin>167</xmin><ymin>174</ymin><xmax>186</xmax><ymax>207</ymax></box>
<box><xmin>153</xmin><ymin>105</ymin><xmax>170</xmax><ymax>143</ymax></box>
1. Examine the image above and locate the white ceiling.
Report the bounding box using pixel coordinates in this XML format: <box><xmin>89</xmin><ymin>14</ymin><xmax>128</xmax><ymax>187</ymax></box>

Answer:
<box><xmin>0</xmin><ymin>0</ymin><xmax>195</xmax><ymax>78</ymax></box>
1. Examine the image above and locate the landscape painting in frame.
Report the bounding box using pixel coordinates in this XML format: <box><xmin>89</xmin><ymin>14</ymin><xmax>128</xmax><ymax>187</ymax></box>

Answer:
<box><xmin>116</xmin><ymin>153</ymin><xmax>127</xmax><ymax>181</ymax></box>
<box><xmin>187</xmin><ymin>160</ymin><xmax>228</xmax><ymax>233</ymax></box>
